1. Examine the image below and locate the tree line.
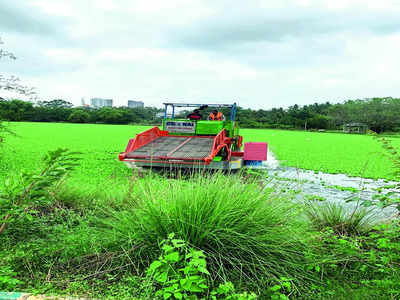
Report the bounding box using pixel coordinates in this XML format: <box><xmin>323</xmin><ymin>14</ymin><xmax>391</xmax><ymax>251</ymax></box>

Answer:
<box><xmin>0</xmin><ymin>97</ymin><xmax>399</xmax><ymax>132</ymax></box>
<box><xmin>234</xmin><ymin>97</ymin><xmax>400</xmax><ymax>133</ymax></box>
<box><xmin>0</xmin><ymin>99</ymin><xmax>162</xmax><ymax>125</ymax></box>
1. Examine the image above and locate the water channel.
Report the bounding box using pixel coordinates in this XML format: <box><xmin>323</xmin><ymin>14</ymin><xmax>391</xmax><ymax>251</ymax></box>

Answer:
<box><xmin>259</xmin><ymin>152</ymin><xmax>398</xmax><ymax>220</ymax></box>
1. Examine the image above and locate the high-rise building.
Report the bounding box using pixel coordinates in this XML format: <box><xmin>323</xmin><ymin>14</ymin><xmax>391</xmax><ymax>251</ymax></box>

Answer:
<box><xmin>104</xmin><ymin>99</ymin><xmax>113</xmax><ymax>107</ymax></box>
<box><xmin>128</xmin><ymin>100</ymin><xmax>144</xmax><ymax>108</ymax></box>
<box><xmin>90</xmin><ymin>98</ymin><xmax>113</xmax><ymax>108</ymax></box>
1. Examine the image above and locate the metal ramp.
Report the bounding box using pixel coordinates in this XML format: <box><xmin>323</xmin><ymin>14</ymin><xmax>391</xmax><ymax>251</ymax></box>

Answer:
<box><xmin>126</xmin><ymin>136</ymin><xmax>214</xmax><ymax>160</ymax></box>
<box><xmin>119</xmin><ymin>126</ymin><xmax>232</xmax><ymax>168</ymax></box>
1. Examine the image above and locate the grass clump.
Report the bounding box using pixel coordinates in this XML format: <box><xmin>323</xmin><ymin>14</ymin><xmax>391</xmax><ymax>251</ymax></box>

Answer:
<box><xmin>102</xmin><ymin>173</ymin><xmax>316</xmax><ymax>295</ymax></box>
<box><xmin>304</xmin><ymin>201</ymin><xmax>375</xmax><ymax>235</ymax></box>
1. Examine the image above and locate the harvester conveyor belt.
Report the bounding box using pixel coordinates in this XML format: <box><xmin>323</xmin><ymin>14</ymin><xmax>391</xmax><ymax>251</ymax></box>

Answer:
<box><xmin>126</xmin><ymin>136</ymin><xmax>214</xmax><ymax>160</ymax></box>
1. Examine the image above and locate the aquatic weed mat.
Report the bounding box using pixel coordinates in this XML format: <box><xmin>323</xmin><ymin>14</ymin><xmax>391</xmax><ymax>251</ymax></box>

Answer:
<box><xmin>241</xmin><ymin>129</ymin><xmax>400</xmax><ymax>180</ymax></box>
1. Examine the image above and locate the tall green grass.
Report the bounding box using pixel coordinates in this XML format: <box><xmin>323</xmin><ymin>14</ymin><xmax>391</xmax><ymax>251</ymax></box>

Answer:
<box><xmin>2</xmin><ymin>172</ymin><xmax>398</xmax><ymax>299</ymax></box>
<box><xmin>100</xmin><ymin>173</ymin><xmax>317</xmax><ymax>295</ymax></box>
<box><xmin>304</xmin><ymin>201</ymin><xmax>376</xmax><ymax>235</ymax></box>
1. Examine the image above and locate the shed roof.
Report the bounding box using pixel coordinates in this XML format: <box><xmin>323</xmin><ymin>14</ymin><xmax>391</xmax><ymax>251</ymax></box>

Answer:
<box><xmin>344</xmin><ymin>123</ymin><xmax>367</xmax><ymax>127</ymax></box>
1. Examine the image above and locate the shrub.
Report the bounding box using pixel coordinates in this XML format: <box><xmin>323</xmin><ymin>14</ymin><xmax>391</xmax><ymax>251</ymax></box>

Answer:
<box><xmin>67</xmin><ymin>109</ymin><xmax>90</xmax><ymax>123</ymax></box>
<box><xmin>0</xmin><ymin>266</ymin><xmax>22</xmax><ymax>290</ymax></box>
<box><xmin>0</xmin><ymin>148</ymin><xmax>80</xmax><ymax>234</ymax></box>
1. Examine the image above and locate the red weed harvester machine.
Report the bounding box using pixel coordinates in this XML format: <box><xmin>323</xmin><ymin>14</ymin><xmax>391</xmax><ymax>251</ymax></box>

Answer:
<box><xmin>119</xmin><ymin>102</ymin><xmax>267</xmax><ymax>171</ymax></box>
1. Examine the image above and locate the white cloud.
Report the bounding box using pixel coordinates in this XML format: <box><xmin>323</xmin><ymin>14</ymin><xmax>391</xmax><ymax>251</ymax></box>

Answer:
<box><xmin>1</xmin><ymin>0</ymin><xmax>400</xmax><ymax>109</ymax></box>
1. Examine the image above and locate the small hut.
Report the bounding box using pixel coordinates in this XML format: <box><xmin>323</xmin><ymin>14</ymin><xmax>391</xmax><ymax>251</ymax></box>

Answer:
<box><xmin>343</xmin><ymin>123</ymin><xmax>368</xmax><ymax>134</ymax></box>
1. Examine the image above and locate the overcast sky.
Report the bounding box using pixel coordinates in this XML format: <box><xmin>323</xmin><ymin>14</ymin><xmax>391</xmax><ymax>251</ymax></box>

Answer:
<box><xmin>1</xmin><ymin>0</ymin><xmax>400</xmax><ymax>109</ymax></box>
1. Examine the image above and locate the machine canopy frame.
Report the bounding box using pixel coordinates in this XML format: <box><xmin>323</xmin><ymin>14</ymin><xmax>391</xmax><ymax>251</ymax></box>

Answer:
<box><xmin>163</xmin><ymin>102</ymin><xmax>237</xmax><ymax>121</ymax></box>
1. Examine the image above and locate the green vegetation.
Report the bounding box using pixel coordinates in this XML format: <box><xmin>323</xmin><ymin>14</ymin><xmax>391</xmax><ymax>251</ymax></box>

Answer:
<box><xmin>1</xmin><ymin>170</ymin><xmax>399</xmax><ymax>299</ymax></box>
<box><xmin>1</xmin><ymin>122</ymin><xmax>400</xmax><ymax>299</ymax></box>
<box><xmin>1</xmin><ymin>97</ymin><xmax>400</xmax><ymax>132</ymax></box>
<box><xmin>242</xmin><ymin>128</ymin><xmax>400</xmax><ymax>180</ymax></box>
<box><xmin>349</xmin><ymin>135</ymin><xmax>400</xmax><ymax>216</ymax></box>
<box><xmin>1</xmin><ymin>122</ymin><xmax>400</xmax><ymax>185</ymax></box>
<box><xmin>304</xmin><ymin>201</ymin><xmax>375</xmax><ymax>235</ymax></box>
<box><xmin>102</xmin><ymin>174</ymin><xmax>313</xmax><ymax>295</ymax></box>
<box><xmin>2</xmin><ymin>31</ymin><xmax>400</xmax><ymax>300</ymax></box>
<box><xmin>0</xmin><ymin>122</ymin><xmax>147</xmax><ymax>187</ymax></box>
<box><xmin>0</xmin><ymin>148</ymin><xmax>81</xmax><ymax>234</ymax></box>
<box><xmin>146</xmin><ymin>233</ymin><xmax>257</xmax><ymax>299</ymax></box>
<box><xmin>235</xmin><ymin>98</ymin><xmax>400</xmax><ymax>132</ymax></box>
<box><xmin>0</xmin><ymin>99</ymin><xmax>162</xmax><ymax>125</ymax></box>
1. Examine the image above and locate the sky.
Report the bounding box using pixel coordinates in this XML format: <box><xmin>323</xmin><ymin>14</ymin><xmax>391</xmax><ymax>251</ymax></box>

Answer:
<box><xmin>1</xmin><ymin>0</ymin><xmax>400</xmax><ymax>109</ymax></box>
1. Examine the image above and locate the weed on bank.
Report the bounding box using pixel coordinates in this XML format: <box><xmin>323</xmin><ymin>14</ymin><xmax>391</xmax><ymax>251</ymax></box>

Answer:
<box><xmin>0</xmin><ymin>168</ymin><xmax>399</xmax><ymax>299</ymax></box>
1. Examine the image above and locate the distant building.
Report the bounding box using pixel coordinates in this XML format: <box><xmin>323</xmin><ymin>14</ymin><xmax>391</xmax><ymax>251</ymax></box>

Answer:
<box><xmin>90</xmin><ymin>98</ymin><xmax>113</xmax><ymax>108</ymax></box>
<box><xmin>343</xmin><ymin>123</ymin><xmax>368</xmax><ymax>134</ymax></box>
<box><xmin>128</xmin><ymin>100</ymin><xmax>144</xmax><ymax>108</ymax></box>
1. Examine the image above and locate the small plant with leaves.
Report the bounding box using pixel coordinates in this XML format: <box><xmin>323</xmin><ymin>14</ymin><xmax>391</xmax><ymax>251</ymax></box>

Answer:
<box><xmin>0</xmin><ymin>148</ymin><xmax>81</xmax><ymax>234</ymax></box>
<box><xmin>146</xmin><ymin>233</ymin><xmax>209</xmax><ymax>299</ymax></box>
<box><xmin>146</xmin><ymin>233</ymin><xmax>258</xmax><ymax>299</ymax></box>
<box><xmin>266</xmin><ymin>277</ymin><xmax>293</xmax><ymax>300</ymax></box>
<box><xmin>0</xmin><ymin>266</ymin><xmax>22</xmax><ymax>290</ymax></box>
<box><xmin>211</xmin><ymin>282</ymin><xmax>257</xmax><ymax>300</ymax></box>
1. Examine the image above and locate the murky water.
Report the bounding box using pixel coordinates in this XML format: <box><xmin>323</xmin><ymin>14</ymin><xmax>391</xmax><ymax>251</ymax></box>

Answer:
<box><xmin>258</xmin><ymin>152</ymin><xmax>399</xmax><ymax>220</ymax></box>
